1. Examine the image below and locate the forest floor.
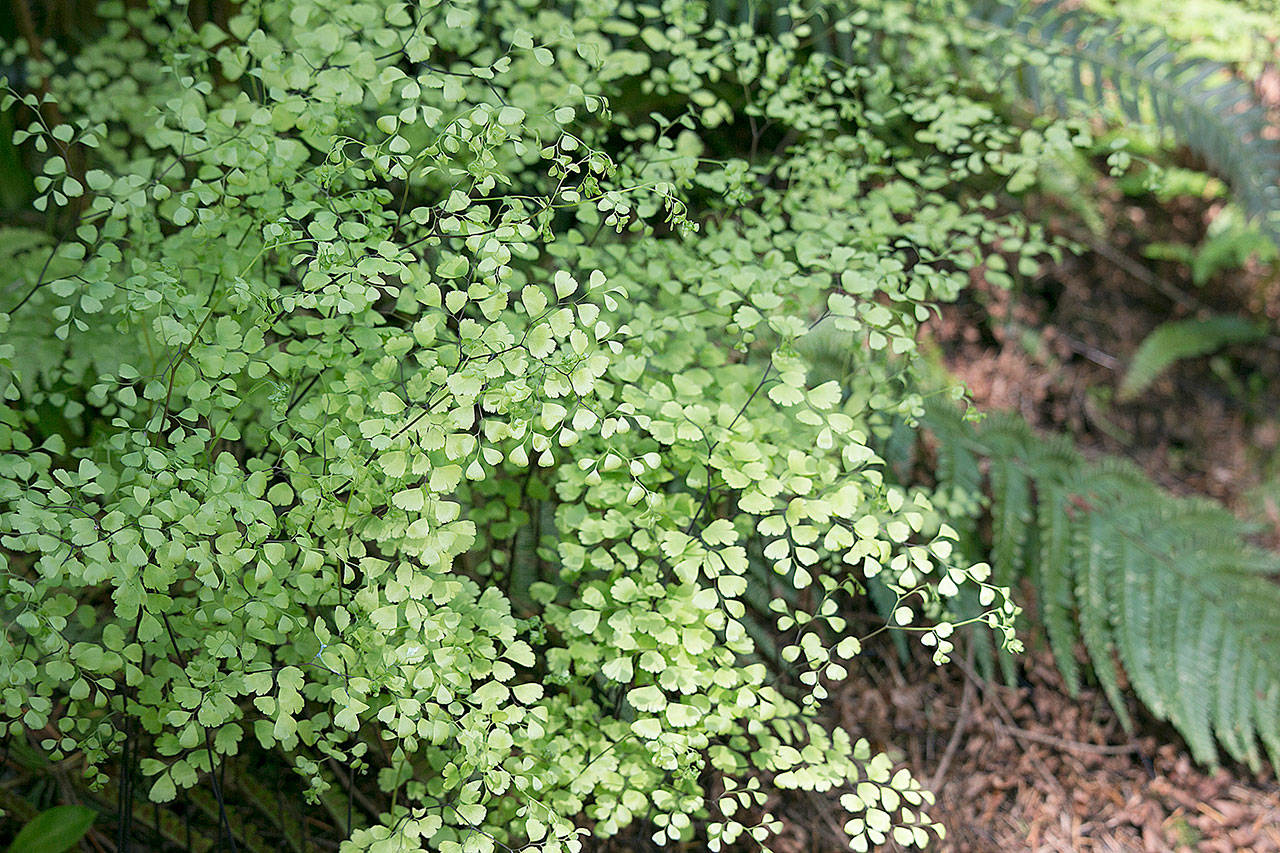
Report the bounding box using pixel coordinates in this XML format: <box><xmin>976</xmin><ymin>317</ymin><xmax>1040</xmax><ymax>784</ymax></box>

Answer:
<box><xmin>776</xmin><ymin>643</ymin><xmax>1280</xmax><ymax>852</ymax></box>
<box><xmin>936</xmin><ymin>186</ymin><xmax>1280</xmax><ymax>544</ymax></box>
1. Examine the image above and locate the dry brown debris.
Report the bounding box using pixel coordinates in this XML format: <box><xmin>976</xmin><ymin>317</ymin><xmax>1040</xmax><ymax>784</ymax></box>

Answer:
<box><xmin>754</xmin><ymin>645</ymin><xmax>1280</xmax><ymax>853</ymax></box>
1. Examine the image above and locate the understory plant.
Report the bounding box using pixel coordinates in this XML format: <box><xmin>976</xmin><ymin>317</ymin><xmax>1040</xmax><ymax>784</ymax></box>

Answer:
<box><xmin>3</xmin><ymin>0</ymin><xmax>1240</xmax><ymax>850</ymax></box>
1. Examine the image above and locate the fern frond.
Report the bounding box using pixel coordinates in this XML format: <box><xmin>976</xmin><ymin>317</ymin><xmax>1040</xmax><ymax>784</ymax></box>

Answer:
<box><xmin>1074</xmin><ymin>512</ymin><xmax>1131</xmax><ymax>729</ymax></box>
<box><xmin>926</xmin><ymin>407</ymin><xmax>1280</xmax><ymax>769</ymax></box>
<box><xmin>1035</xmin><ymin>480</ymin><xmax>1080</xmax><ymax>694</ymax></box>
<box><xmin>989</xmin><ymin>455</ymin><xmax>1030</xmax><ymax>588</ymax></box>
<box><xmin>1118</xmin><ymin>315</ymin><xmax>1268</xmax><ymax>400</ymax></box>
<box><xmin>982</xmin><ymin>417</ymin><xmax>1035</xmax><ymax>583</ymax></box>
<box><xmin>965</xmin><ymin>0</ymin><xmax>1280</xmax><ymax>244</ymax></box>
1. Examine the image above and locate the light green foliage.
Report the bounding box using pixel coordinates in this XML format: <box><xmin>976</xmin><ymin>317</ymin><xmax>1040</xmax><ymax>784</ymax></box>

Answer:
<box><xmin>925</xmin><ymin>410</ymin><xmax>1280</xmax><ymax>772</ymax></box>
<box><xmin>1145</xmin><ymin>208</ymin><xmax>1280</xmax><ymax>287</ymax></box>
<box><xmin>1118</xmin><ymin>315</ymin><xmax>1268</xmax><ymax>400</ymax></box>
<box><xmin>0</xmin><ymin>1</ymin><xmax>1069</xmax><ymax>850</ymax></box>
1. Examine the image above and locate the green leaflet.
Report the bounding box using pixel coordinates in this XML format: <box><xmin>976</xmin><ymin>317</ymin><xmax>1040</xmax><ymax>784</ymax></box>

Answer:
<box><xmin>1036</xmin><ymin>481</ymin><xmax>1079</xmax><ymax>695</ymax></box>
<box><xmin>1075</xmin><ymin>513</ymin><xmax>1131</xmax><ymax>729</ymax></box>
<box><xmin>6</xmin><ymin>805</ymin><xmax>96</xmax><ymax>853</ymax></box>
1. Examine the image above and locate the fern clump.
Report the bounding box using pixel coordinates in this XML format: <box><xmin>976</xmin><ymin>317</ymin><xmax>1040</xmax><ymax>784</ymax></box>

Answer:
<box><xmin>6</xmin><ymin>0</ymin><xmax>1272</xmax><ymax>848</ymax></box>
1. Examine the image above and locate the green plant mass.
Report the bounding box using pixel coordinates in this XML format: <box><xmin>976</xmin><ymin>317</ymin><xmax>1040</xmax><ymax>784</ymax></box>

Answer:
<box><xmin>1</xmin><ymin>0</ymin><xmax>1278</xmax><ymax>851</ymax></box>
<box><xmin>922</xmin><ymin>408</ymin><xmax>1280</xmax><ymax>771</ymax></box>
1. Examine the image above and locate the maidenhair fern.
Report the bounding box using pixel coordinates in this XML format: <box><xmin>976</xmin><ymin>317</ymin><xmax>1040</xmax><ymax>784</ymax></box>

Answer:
<box><xmin>606</xmin><ymin>0</ymin><xmax>1280</xmax><ymax>776</ymax></box>
<box><xmin>927</xmin><ymin>409</ymin><xmax>1280</xmax><ymax>771</ymax></box>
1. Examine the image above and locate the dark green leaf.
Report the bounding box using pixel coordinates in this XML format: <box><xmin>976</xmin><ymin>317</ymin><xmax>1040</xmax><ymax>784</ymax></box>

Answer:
<box><xmin>7</xmin><ymin>805</ymin><xmax>96</xmax><ymax>853</ymax></box>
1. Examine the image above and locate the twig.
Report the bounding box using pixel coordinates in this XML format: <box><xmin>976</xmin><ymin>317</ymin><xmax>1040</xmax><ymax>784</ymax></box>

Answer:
<box><xmin>949</xmin><ymin>652</ymin><xmax>1066</xmax><ymax>796</ymax></box>
<box><xmin>990</xmin><ymin>722</ymin><xmax>1141</xmax><ymax>756</ymax></box>
<box><xmin>949</xmin><ymin>651</ymin><xmax>1018</xmax><ymax>728</ymax></box>
<box><xmin>930</xmin><ymin>642</ymin><xmax>977</xmax><ymax>791</ymax></box>
<box><xmin>325</xmin><ymin>757</ymin><xmax>382</xmax><ymax>822</ymax></box>
<box><xmin>1060</xmin><ymin>333</ymin><xmax>1121</xmax><ymax>370</ymax></box>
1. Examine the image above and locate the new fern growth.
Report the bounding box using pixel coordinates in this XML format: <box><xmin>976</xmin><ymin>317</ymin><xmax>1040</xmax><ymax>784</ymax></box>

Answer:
<box><xmin>927</xmin><ymin>408</ymin><xmax>1280</xmax><ymax>772</ymax></box>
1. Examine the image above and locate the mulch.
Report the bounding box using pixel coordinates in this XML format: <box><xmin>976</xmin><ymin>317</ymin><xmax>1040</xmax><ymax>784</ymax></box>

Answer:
<box><xmin>755</xmin><ymin>640</ymin><xmax>1280</xmax><ymax>852</ymax></box>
